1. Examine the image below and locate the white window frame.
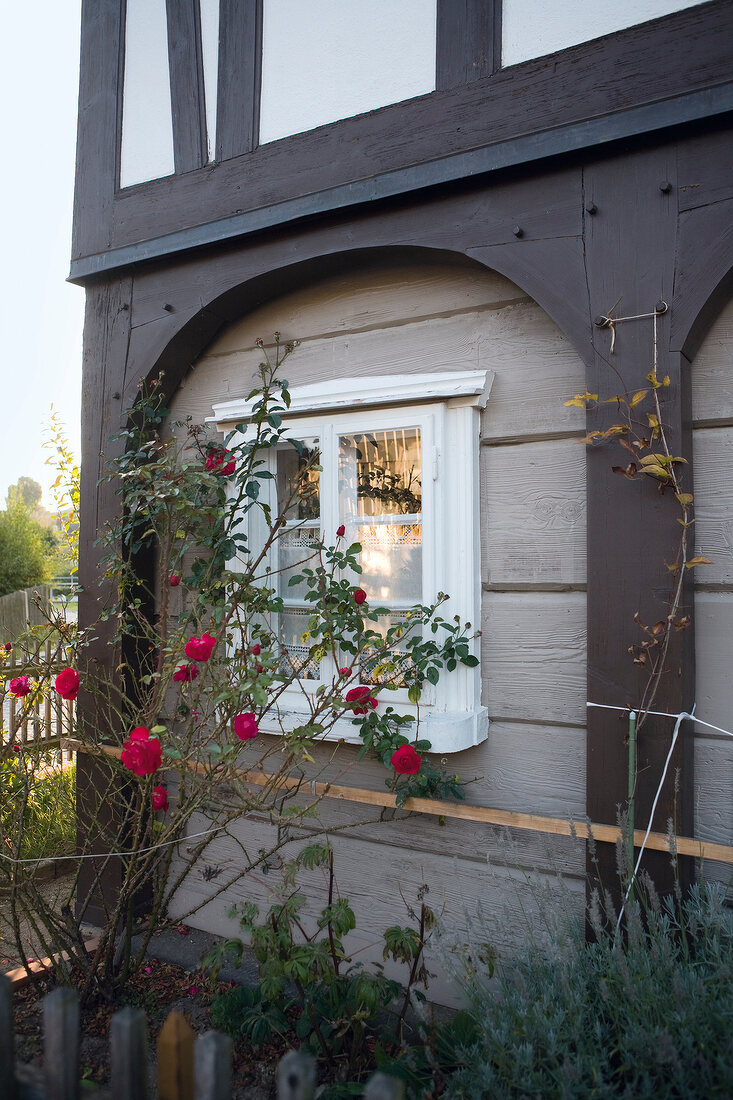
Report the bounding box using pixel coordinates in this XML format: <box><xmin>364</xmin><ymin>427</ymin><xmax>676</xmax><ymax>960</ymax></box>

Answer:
<box><xmin>210</xmin><ymin>370</ymin><xmax>492</xmax><ymax>753</ymax></box>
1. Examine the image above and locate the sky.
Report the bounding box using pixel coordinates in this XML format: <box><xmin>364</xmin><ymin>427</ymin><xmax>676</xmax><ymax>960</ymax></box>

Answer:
<box><xmin>0</xmin><ymin>0</ymin><xmax>84</xmax><ymax>512</ymax></box>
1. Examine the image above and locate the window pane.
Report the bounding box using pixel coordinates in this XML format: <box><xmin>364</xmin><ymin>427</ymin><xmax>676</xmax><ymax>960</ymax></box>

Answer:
<box><xmin>359</xmin><ymin>611</ymin><xmax>418</xmax><ymax>688</ymax></box>
<box><xmin>276</xmin><ymin>441</ymin><xmax>320</xmax><ymax>523</ymax></box>
<box><xmin>275</xmin><ymin>441</ymin><xmax>321</xmax><ymax>678</ymax></box>
<box><xmin>339</xmin><ymin>428</ymin><xmax>422</xmax><ymax>605</ymax></box>
<box><xmin>279</xmin><ymin>607</ymin><xmax>321</xmax><ymax>681</ymax></box>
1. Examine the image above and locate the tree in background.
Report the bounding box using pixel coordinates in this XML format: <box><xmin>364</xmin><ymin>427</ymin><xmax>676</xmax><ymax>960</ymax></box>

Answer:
<box><xmin>44</xmin><ymin>408</ymin><xmax>80</xmax><ymax>578</ymax></box>
<box><xmin>7</xmin><ymin>475</ymin><xmax>43</xmax><ymax>510</ymax></box>
<box><xmin>0</xmin><ymin>498</ymin><xmax>50</xmax><ymax>596</ymax></box>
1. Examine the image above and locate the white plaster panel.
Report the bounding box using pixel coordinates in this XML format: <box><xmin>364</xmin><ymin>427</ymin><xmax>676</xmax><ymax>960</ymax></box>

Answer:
<box><xmin>199</xmin><ymin>0</ymin><xmax>220</xmax><ymax>162</ymax></box>
<box><xmin>502</xmin><ymin>0</ymin><xmax>710</xmax><ymax>68</ymax></box>
<box><xmin>120</xmin><ymin>0</ymin><xmax>175</xmax><ymax>188</ymax></box>
<box><xmin>259</xmin><ymin>0</ymin><xmax>437</xmax><ymax>145</ymax></box>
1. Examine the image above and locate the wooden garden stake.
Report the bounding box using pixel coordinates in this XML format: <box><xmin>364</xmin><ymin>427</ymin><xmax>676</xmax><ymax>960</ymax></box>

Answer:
<box><xmin>364</xmin><ymin>1072</ymin><xmax>406</xmax><ymax>1099</ymax></box>
<box><xmin>0</xmin><ymin>975</ymin><xmax>15</xmax><ymax>1100</ymax></box>
<box><xmin>43</xmin><ymin>987</ymin><xmax>79</xmax><ymax>1100</ymax></box>
<box><xmin>195</xmin><ymin>1031</ymin><xmax>232</xmax><ymax>1100</ymax></box>
<box><xmin>111</xmin><ymin>1006</ymin><xmax>149</xmax><ymax>1099</ymax></box>
<box><xmin>157</xmin><ymin>1010</ymin><xmax>195</xmax><ymax>1100</ymax></box>
<box><xmin>276</xmin><ymin>1049</ymin><xmax>316</xmax><ymax>1099</ymax></box>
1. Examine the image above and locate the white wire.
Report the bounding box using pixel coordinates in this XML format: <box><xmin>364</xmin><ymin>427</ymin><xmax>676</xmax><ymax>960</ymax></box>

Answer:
<box><xmin>0</xmin><ymin>825</ymin><xmax>227</xmax><ymax>866</ymax></box>
<box><xmin>587</xmin><ymin>701</ymin><xmax>733</xmax><ymax>739</ymax></box>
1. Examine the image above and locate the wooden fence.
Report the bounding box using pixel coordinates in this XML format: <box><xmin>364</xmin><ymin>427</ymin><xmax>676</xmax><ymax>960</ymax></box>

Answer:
<box><xmin>1</xmin><ymin>976</ymin><xmax>405</xmax><ymax>1100</ymax></box>
<box><xmin>1</xmin><ymin>637</ymin><xmax>75</xmax><ymax>760</ymax></box>
<box><xmin>0</xmin><ymin>586</ymin><xmax>53</xmax><ymax>642</ymax></box>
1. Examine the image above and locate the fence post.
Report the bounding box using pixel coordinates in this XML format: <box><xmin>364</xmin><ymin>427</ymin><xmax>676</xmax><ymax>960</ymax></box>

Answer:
<box><xmin>364</xmin><ymin>1072</ymin><xmax>406</xmax><ymax>1099</ymax></box>
<box><xmin>158</xmin><ymin>1010</ymin><xmax>195</xmax><ymax>1100</ymax></box>
<box><xmin>110</xmin><ymin>1005</ymin><xmax>149</xmax><ymax>1100</ymax></box>
<box><xmin>0</xmin><ymin>975</ymin><xmax>16</xmax><ymax>1100</ymax></box>
<box><xmin>277</xmin><ymin>1049</ymin><xmax>316</xmax><ymax>1100</ymax></box>
<box><xmin>195</xmin><ymin>1030</ymin><xmax>232</xmax><ymax>1100</ymax></box>
<box><xmin>43</xmin><ymin>986</ymin><xmax>79</xmax><ymax>1100</ymax></box>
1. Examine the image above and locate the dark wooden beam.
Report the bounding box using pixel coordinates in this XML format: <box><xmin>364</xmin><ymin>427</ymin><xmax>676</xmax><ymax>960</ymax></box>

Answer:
<box><xmin>76</xmin><ymin>276</ymin><xmax>135</xmax><ymax>925</ymax></box>
<box><xmin>71</xmin><ymin>0</ymin><xmax>733</xmax><ymax>266</ymax></box>
<box><xmin>69</xmin><ymin>83</ymin><xmax>733</xmax><ymax>282</ymax></box>
<box><xmin>216</xmin><ymin>0</ymin><xmax>262</xmax><ymax>162</ymax></box>
<box><xmin>72</xmin><ymin>0</ymin><xmax>123</xmax><ymax>257</ymax></box>
<box><xmin>583</xmin><ymin>149</ymin><xmax>696</xmax><ymax>902</ymax></box>
<box><xmin>436</xmin><ymin>0</ymin><xmax>500</xmax><ymax>88</ymax></box>
<box><xmin>166</xmin><ymin>0</ymin><xmax>208</xmax><ymax>174</ymax></box>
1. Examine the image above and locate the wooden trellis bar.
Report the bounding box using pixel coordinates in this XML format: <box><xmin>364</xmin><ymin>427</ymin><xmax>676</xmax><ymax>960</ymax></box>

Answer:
<box><xmin>66</xmin><ymin>740</ymin><xmax>733</xmax><ymax>865</ymax></box>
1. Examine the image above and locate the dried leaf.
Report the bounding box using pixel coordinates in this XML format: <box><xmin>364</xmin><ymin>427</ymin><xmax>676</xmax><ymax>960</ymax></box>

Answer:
<box><xmin>629</xmin><ymin>389</ymin><xmax>648</xmax><ymax>408</ymax></box>
<box><xmin>651</xmin><ymin>620</ymin><xmax>666</xmax><ymax>635</ymax></box>
<box><xmin>685</xmin><ymin>555</ymin><xmax>712</xmax><ymax>569</ymax></box>
<box><xmin>675</xmin><ymin>492</ymin><xmax>694</xmax><ymax>506</ymax></box>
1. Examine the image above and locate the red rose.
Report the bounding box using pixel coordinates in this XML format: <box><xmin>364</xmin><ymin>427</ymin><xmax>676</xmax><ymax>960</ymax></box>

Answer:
<box><xmin>353</xmin><ymin>588</ymin><xmax>367</xmax><ymax>605</ymax></box>
<box><xmin>345</xmin><ymin>685</ymin><xmax>378</xmax><ymax>715</ymax></box>
<box><xmin>4</xmin><ymin>642</ymin><xmax>11</xmax><ymax>651</ymax></box>
<box><xmin>55</xmin><ymin>668</ymin><xmax>80</xmax><ymax>701</ymax></box>
<box><xmin>170</xmin><ymin>574</ymin><xmax>181</xmax><ymax>587</ymax></box>
<box><xmin>152</xmin><ymin>785</ymin><xmax>169</xmax><ymax>813</ymax></box>
<box><xmin>234</xmin><ymin>712</ymin><xmax>259</xmax><ymax>741</ymax></box>
<box><xmin>120</xmin><ymin>727</ymin><xmax>163</xmax><ymax>776</ymax></box>
<box><xmin>184</xmin><ymin>633</ymin><xmax>217</xmax><ymax>661</ymax></box>
<box><xmin>251</xmin><ymin>643</ymin><xmax>261</xmax><ymax>656</ymax></box>
<box><xmin>391</xmin><ymin>744</ymin><xmax>421</xmax><ymax>775</ymax></box>
<box><xmin>339</xmin><ymin>666</ymin><xmax>350</xmax><ymax>677</ymax></box>
<box><xmin>336</xmin><ymin>524</ymin><xmax>345</xmax><ymax>537</ymax></box>
<box><xmin>173</xmin><ymin>663</ymin><xmax>198</xmax><ymax>683</ymax></box>
<box><xmin>205</xmin><ymin>448</ymin><xmax>236</xmax><ymax>476</ymax></box>
<box><xmin>9</xmin><ymin>675</ymin><xmax>31</xmax><ymax>697</ymax></box>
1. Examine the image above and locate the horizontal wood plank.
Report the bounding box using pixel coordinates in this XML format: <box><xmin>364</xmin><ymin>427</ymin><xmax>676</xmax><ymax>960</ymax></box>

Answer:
<box><xmin>694</xmin><ymin>735</ymin><xmax>733</xmax><ymax>847</ymax></box>
<box><xmin>694</xmin><ymin>591</ymin><xmax>733</xmax><ymax>733</ymax></box>
<box><xmin>168</xmin><ymin>815</ymin><xmax>586</xmax><ymax>1005</ymax></box>
<box><xmin>481</xmin><ymin>591</ymin><xmax>587</xmax><ymax>725</ymax></box>
<box><xmin>691</xmin><ymin>297</ymin><xmax>733</xmax><ymax>424</ymax></box>
<box><xmin>170</xmin><ymin>300</ymin><xmax>585</xmax><ymax>444</ymax></box>
<box><xmin>692</xmin><ymin>425</ymin><xmax>733</xmax><ymax>584</ymax></box>
<box><xmin>481</xmin><ymin>438</ymin><xmax>586</xmax><ymax>587</ymax></box>
<box><xmin>201</xmin><ymin>260</ymin><xmax>527</xmax><ymax>355</ymax></box>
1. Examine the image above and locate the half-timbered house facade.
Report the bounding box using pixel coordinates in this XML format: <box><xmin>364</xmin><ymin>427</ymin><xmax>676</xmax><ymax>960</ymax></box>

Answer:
<box><xmin>72</xmin><ymin>1</ymin><xmax>733</xmax><ymax>998</ymax></box>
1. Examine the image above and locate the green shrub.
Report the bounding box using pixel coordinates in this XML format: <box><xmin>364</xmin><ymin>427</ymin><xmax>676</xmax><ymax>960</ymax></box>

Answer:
<box><xmin>0</xmin><ymin>500</ymin><xmax>51</xmax><ymax>597</ymax></box>
<box><xmin>0</xmin><ymin>757</ymin><xmax>76</xmax><ymax>865</ymax></box>
<box><xmin>444</xmin><ymin>882</ymin><xmax>733</xmax><ymax>1099</ymax></box>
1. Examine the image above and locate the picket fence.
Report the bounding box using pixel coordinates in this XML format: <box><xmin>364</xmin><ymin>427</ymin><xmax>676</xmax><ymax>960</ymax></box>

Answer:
<box><xmin>1</xmin><ymin>976</ymin><xmax>405</xmax><ymax>1100</ymax></box>
<box><xmin>1</xmin><ymin>636</ymin><xmax>75</xmax><ymax>761</ymax></box>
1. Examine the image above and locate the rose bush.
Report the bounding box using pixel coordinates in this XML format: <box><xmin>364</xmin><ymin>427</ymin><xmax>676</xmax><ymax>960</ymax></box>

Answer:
<box><xmin>3</xmin><ymin>337</ymin><xmax>476</xmax><ymax>1004</ymax></box>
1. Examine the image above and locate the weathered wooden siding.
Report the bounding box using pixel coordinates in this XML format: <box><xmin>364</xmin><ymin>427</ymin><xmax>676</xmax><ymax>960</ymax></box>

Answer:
<box><xmin>167</xmin><ymin>257</ymin><xmax>589</xmax><ymax>1002</ymax></box>
<box><xmin>692</xmin><ymin>298</ymin><xmax>733</xmax><ymax>894</ymax></box>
